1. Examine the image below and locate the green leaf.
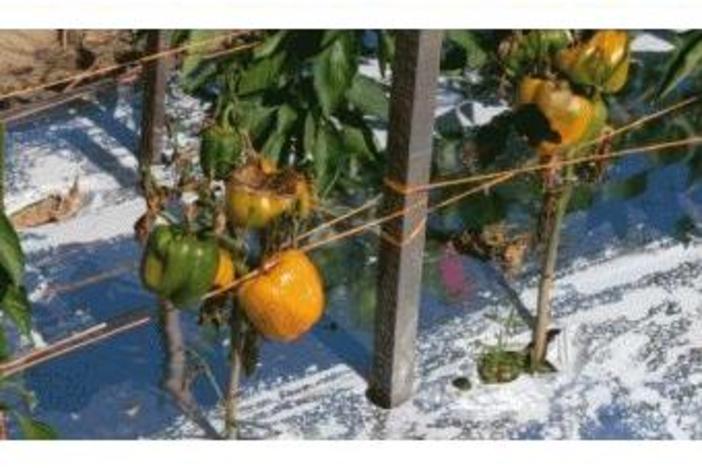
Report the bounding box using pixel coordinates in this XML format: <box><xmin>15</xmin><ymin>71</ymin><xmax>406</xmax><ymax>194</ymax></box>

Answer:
<box><xmin>169</xmin><ymin>30</ymin><xmax>191</xmax><ymax>47</ymax></box>
<box><xmin>1</xmin><ymin>283</ymin><xmax>32</xmax><ymax>337</ymax></box>
<box><xmin>313</xmin><ymin>31</ymin><xmax>357</xmax><ymax>116</ymax></box>
<box><xmin>346</xmin><ymin>74</ymin><xmax>389</xmax><ymax>120</ymax></box>
<box><xmin>445</xmin><ymin>30</ymin><xmax>488</xmax><ymax>69</ymax></box>
<box><xmin>237</xmin><ymin>100</ymin><xmax>278</xmax><ymax>139</ymax></box>
<box><xmin>435</xmin><ymin>111</ymin><xmax>464</xmax><ymax>140</ymax></box>
<box><xmin>434</xmin><ymin>138</ymin><xmax>461</xmax><ymax>174</ymax></box>
<box><xmin>0</xmin><ymin>211</ymin><xmax>24</xmax><ymax>286</ymax></box>
<box><xmin>238</xmin><ymin>52</ymin><xmax>287</xmax><ymax>96</ymax></box>
<box><xmin>261</xmin><ymin>131</ymin><xmax>287</xmax><ymax>161</ymax></box>
<box><xmin>377</xmin><ymin>30</ymin><xmax>395</xmax><ymax>78</ymax></box>
<box><xmin>0</xmin><ymin>325</ymin><xmax>8</xmax><ymax>361</ymax></box>
<box><xmin>336</xmin><ymin>110</ymin><xmax>380</xmax><ymax>160</ymax></box>
<box><xmin>180</xmin><ymin>61</ymin><xmax>218</xmax><ymax>95</ymax></box>
<box><xmin>341</xmin><ymin>125</ymin><xmax>374</xmax><ymax>160</ymax></box>
<box><xmin>259</xmin><ymin>104</ymin><xmax>299</xmax><ymax>160</ymax></box>
<box><xmin>314</xmin><ymin>123</ymin><xmax>345</xmax><ymax>192</ymax></box>
<box><xmin>457</xmin><ymin>192</ymin><xmax>507</xmax><ymax>231</ymax></box>
<box><xmin>180</xmin><ymin>30</ymin><xmax>221</xmax><ymax>79</ymax></box>
<box><xmin>253</xmin><ymin>31</ymin><xmax>288</xmax><ymax>59</ymax></box>
<box><xmin>655</xmin><ymin>30</ymin><xmax>702</xmax><ymax>100</ymax></box>
<box><xmin>568</xmin><ymin>185</ymin><xmax>595</xmax><ymax>213</ymax></box>
<box><xmin>602</xmin><ymin>171</ymin><xmax>648</xmax><ymax>201</ymax></box>
<box><xmin>275</xmin><ymin>104</ymin><xmax>299</xmax><ymax>135</ymax></box>
<box><xmin>15</xmin><ymin>414</ymin><xmax>58</xmax><ymax>440</ymax></box>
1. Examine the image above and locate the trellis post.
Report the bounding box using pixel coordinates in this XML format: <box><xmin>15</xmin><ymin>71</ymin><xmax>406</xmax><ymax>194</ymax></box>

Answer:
<box><xmin>139</xmin><ymin>30</ymin><xmax>169</xmax><ymax>177</ymax></box>
<box><xmin>368</xmin><ymin>30</ymin><xmax>443</xmax><ymax>409</ymax></box>
<box><xmin>0</xmin><ymin>121</ymin><xmax>5</xmax><ymax>211</ymax></box>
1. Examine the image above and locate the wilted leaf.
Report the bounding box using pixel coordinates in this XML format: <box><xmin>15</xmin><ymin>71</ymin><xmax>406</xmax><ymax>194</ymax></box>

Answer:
<box><xmin>0</xmin><ymin>211</ymin><xmax>25</xmax><ymax>286</ymax></box>
<box><xmin>1</xmin><ymin>283</ymin><xmax>32</xmax><ymax>337</ymax></box>
<box><xmin>15</xmin><ymin>414</ymin><xmax>58</xmax><ymax>440</ymax></box>
<box><xmin>313</xmin><ymin>31</ymin><xmax>357</xmax><ymax>116</ymax></box>
<box><xmin>655</xmin><ymin>30</ymin><xmax>702</xmax><ymax>100</ymax></box>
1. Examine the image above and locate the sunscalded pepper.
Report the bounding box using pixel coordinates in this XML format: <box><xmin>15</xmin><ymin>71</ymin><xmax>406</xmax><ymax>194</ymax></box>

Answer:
<box><xmin>517</xmin><ymin>76</ymin><xmax>607</xmax><ymax>157</ymax></box>
<box><xmin>225</xmin><ymin>160</ymin><xmax>314</xmax><ymax>229</ymax></box>
<box><xmin>140</xmin><ymin>225</ymin><xmax>223</xmax><ymax>307</ymax></box>
<box><xmin>556</xmin><ymin>30</ymin><xmax>630</xmax><ymax>93</ymax></box>
<box><xmin>200</xmin><ymin>104</ymin><xmax>243</xmax><ymax>180</ymax></box>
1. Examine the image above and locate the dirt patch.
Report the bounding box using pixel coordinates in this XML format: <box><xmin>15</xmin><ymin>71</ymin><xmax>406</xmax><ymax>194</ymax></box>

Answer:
<box><xmin>0</xmin><ymin>30</ymin><xmax>138</xmax><ymax>103</ymax></box>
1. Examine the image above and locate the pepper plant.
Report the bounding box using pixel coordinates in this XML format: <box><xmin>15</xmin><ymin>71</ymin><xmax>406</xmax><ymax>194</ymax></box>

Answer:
<box><xmin>177</xmin><ymin>30</ymin><xmax>391</xmax><ymax>198</ymax></box>
<box><xmin>432</xmin><ymin>31</ymin><xmax>637</xmax><ymax>376</ymax></box>
<box><xmin>0</xmin><ymin>123</ymin><xmax>56</xmax><ymax>439</ymax></box>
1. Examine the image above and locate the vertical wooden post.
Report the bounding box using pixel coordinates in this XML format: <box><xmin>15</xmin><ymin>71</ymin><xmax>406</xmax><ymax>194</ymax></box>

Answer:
<box><xmin>368</xmin><ymin>31</ymin><xmax>443</xmax><ymax>409</ymax></box>
<box><xmin>139</xmin><ymin>30</ymin><xmax>169</xmax><ymax>185</ymax></box>
<box><xmin>0</xmin><ymin>121</ymin><xmax>5</xmax><ymax>211</ymax></box>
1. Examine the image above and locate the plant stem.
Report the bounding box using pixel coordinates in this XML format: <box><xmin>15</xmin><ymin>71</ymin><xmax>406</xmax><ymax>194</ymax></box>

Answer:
<box><xmin>530</xmin><ymin>168</ymin><xmax>573</xmax><ymax>372</ymax></box>
<box><xmin>0</xmin><ymin>410</ymin><xmax>7</xmax><ymax>440</ymax></box>
<box><xmin>224</xmin><ymin>303</ymin><xmax>245</xmax><ymax>439</ymax></box>
<box><xmin>159</xmin><ymin>300</ymin><xmax>221</xmax><ymax>439</ymax></box>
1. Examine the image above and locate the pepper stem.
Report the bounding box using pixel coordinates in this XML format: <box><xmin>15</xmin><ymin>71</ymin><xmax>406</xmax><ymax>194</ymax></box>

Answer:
<box><xmin>224</xmin><ymin>301</ymin><xmax>245</xmax><ymax>439</ymax></box>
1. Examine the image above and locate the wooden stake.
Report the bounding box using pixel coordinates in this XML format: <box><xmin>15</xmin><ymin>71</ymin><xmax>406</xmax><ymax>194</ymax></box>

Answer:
<box><xmin>0</xmin><ymin>121</ymin><xmax>5</xmax><ymax>211</ymax></box>
<box><xmin>368</xmin><ymin>31</ymin><xmax>442</xmax><ymax>409</ymax></box>
<box><xmin>139</xmin><ymin>30</ymin><xmax>169</xmax><ymax>194</ymax></box>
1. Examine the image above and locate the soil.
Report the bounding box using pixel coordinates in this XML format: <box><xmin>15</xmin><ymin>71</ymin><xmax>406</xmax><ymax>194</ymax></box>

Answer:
<box><xmin>0</xmin><ymin>30</ymin><xmax>138</xmax><ymax>103</ymax></box>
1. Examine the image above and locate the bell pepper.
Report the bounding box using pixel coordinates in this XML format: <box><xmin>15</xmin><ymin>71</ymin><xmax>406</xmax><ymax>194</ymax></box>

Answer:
<box><xmin>225</xmin><ymin>185</ymin><xmax>295</xmax><ymax>230</ymax></box>
<box><xmin>140</xmin><ymin>225</ymin><xmax>220</xmax><ymax>307</ymax></box>
<box><xmin>500</xmin><ymin>30</ymin><xmax>572</xmax><ymax>77</ymax></box>
<box><xmin>200</xmin><ymin>104</ymin><xmax>243</xmax><ymax>180</ymax></box>
<box><xmin>556</xmin><ymin>30</ymin><xmax>630</xmax><ymax>93</ymax></box>
<box><xmin>517</xmin><ymin>77</ymin><xmax>606</xmax><ymax>156</ymax></box>
<box><xmin>237</xmin><ymin>249</ymin><xmax>324</xmax><ymax>342</ymax></box>
<box><xmin>224</xmin><ymin>160</ymin><xmax>314</xmax><ymax>230</ymax></box>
